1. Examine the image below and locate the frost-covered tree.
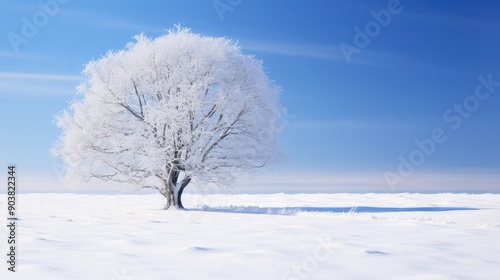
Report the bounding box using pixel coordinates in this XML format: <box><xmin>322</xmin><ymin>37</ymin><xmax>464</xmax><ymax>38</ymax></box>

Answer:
<box><xmin>53</xmin><ymin>27</ymin><xmax>283</xmax><ymax>210</ymax></box>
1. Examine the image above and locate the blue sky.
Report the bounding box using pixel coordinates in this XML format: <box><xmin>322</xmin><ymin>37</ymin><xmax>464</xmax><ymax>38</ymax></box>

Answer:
<box><xmin>1</xmin><ymin>0</ymin><xmax>499</xmax><ymax>194</ymax></box>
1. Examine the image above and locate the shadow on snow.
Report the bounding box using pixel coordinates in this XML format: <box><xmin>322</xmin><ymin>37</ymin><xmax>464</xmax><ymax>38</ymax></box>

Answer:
<box><xmin>186</xmin><ymin>205</ymin><xmax>480</xmax><ymax>215</ymax></box>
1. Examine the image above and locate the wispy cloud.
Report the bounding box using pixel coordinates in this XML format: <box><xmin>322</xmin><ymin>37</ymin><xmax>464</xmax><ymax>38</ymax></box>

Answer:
<box><xmin>0</xmin><ymin>72</ymin><xmax>80</xmax><ymax>96</ymax></box>
<box><xmin>290</xmin><ymin>119</ymin><xmax>395</xmax><ymax>130</ymax></box>
<box><xmin>89</xmin><ymin>18</ymin><xmax>166</xmax><ymax>34</ymax></box>
<box><xmin>0</xmin><ymin>82</ymin><xmax>76</xmax><ymax>96</ymax></box>
<box><xmin>58</xmin><ymin>8</ymin><xmax>165</xmax><ymax>34</ymax></box>
<box><xmin>239</xmin><ymin>40</ymin><xmax>344</xmax><ymax>61</ymax></box>
<box><xmin>0</xmin><ymin>72</ymin><xmax>81</xmax><ymax>82</ymax></box>
<box><xmin>0</xmin><ymin>50</ymin><xmax>50</xmax><ymax>60</ymax></box>
<box><xmin>237</xmin><ymin>39</ymin><xmax>431</xmax><ymax>69</ymax></box>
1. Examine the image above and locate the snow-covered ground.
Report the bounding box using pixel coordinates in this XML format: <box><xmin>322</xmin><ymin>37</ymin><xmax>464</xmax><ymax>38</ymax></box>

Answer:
<box><xmin>1</xmin><ymin>193</ymin><xmax>499</xmax><ymax>280</ymax></box>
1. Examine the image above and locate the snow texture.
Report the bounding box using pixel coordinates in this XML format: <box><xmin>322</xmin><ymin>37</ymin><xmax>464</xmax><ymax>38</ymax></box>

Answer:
<box><xmin>0</xmin><ymin>193</ymin><xmax>499</xmax><ymax>279</ymax></box>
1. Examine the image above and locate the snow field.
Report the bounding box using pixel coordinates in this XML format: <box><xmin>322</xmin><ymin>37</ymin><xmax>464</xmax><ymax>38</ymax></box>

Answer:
<box><xmin>0</xmin><ymin>193</ymin><xmax>499</xmax><ymax>279</ymax></box>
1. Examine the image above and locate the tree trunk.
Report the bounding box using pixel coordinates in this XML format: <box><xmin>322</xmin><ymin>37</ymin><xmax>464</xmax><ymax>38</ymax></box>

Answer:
<box><xmin>162</xmin><ymin>169</ymin><xmax>191</xmax><ymax>210</ymax></box>
<box><xmin>161</xmin><ymin>173</ymin><xmax>174</xmax><ymax>210</ymax></box>
<box><xmin>163</xmin><ymin>190</ymin><xmax>172</xmax><ymax>210</ymax></box>
<box><xmin>171</xmin><ymin>176</ymin><xmax>191</xmax><ymax>209</ymax></box>
<box><xmin>176</xmin><ymin>177</ymin><xmax>191</xmax><ymax>209</ymax></box>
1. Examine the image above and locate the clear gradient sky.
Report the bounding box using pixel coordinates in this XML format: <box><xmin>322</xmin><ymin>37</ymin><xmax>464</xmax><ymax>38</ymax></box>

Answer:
<box><xmin>1</xmin><ymin>0</ymin><xmax>499</xmax><ymax>194</ymax></box>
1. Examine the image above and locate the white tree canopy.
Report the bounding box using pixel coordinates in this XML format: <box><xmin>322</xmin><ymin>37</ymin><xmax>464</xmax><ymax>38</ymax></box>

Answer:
<box><xmin>53</xmin><ymin>27</ymin><xmax>284</xmax><ymax>209</ymax></box>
